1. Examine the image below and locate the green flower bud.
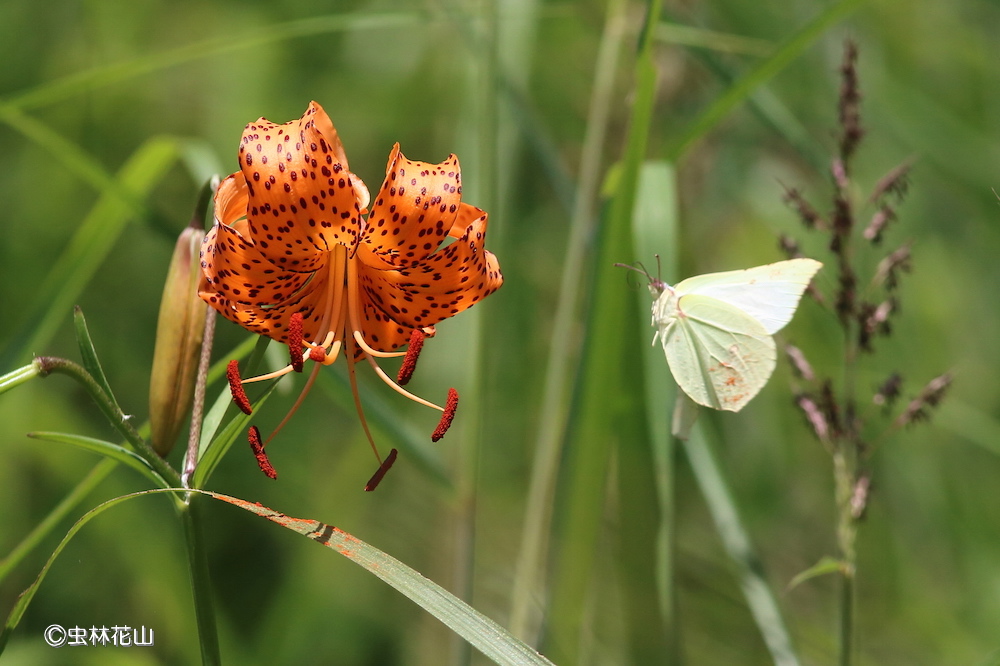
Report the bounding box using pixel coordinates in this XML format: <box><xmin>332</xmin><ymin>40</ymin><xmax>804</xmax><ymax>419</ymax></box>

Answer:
<box><xmin>149</xmin><ymin>220</ymin><xmax>207</xmax><ymax>456</ymax></box>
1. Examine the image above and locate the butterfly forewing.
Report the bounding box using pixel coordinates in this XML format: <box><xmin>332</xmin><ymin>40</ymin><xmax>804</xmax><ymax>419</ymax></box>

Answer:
<box><xmin>672</xmin><ymin>258</ymin><xmax>821</xmax><ymax>335</ymax></box>
<box><xmin>660</xmin><ymin>293</ymin><xmax>777</xmax><ymax>412</ymax></box>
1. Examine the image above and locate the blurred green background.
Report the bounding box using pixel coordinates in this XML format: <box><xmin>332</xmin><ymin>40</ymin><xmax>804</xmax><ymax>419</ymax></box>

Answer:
<box><xmin>2</xmin><ymin>0</ymin><xmax>1000</xmax><ymax>664</ymax></box>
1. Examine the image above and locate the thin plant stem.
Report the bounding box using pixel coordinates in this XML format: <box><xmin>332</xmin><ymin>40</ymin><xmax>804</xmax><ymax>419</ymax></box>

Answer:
<box><xmin>183</xmin><ymin>309</ymin><xmax>216</xmax><ymax>488</ymax></box>
<box><xmin>179</xmin><ymin>497</ymin><xmax>221</xmax><ymax>666</ymax></box>
<box><xmin>33</xmin><ymin>357</ymin><xmax>180</xmax><ymax>488</ymax></box>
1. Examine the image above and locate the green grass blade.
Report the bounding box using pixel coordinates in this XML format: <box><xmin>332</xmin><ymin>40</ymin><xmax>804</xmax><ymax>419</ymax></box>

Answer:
<box><xmin>0</xmin><ymin>136</ymin><xmax>180</xmax><ymax>367</ymax></box>
<box><xmin>631</xmin><ymin>160</ymin><xmax>681</xmax><ymax>659</ymax></box>
<box><xmin>0</xmin><ymin>484</ymin><xmax>555</xmax><ymax>664</ymax></box>
<box><xmin>0</xmin><ymin>13</ymin><xmax>426</xmax><ymax>113</ymax></box>
<box><xmin>509</xmin><ymin>0</ymin><xmax>629</xmax><ymax>641</ymax></box>
<box><xmin>191</xmin><ymin>379</ymin><xmax>279</xmax><ymax>489</ymax></box>
<box><xmin>206</xmin><ymin>491</ymin><xmax>555</xmax><ymax>666</ymax></box>
<box><xmin>682</xmin><ymin>424</ymin><xmax>801</xmax><ymax>666</ymax></box>
<box><xmin>667</xmin><ymin>0</ymin><xmax>866</xmax><ymax>161</ymax></box>
<box><xmin>0</xmin><ymin>458</ymin><xmax>116</xmax><ymax>583</ymax></box>
<box><xmin>197</xmin><ymin>335</ymin><xmax>271</xmax><ymax>459</ymax></box>
<box><xmin>545</xmin><ymin>0</ymin><xmax>663</xmax><ymax>661</ymax></box>
<box><xmin>26</xmin><ymin>432</ymin><xmax>167</xmax><ymax>488</ymax></box>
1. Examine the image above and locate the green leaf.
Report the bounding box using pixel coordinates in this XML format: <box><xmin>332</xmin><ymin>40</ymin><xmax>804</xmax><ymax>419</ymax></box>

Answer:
<box><xmin>73</xmin><ymin>307</ymin><xmax>120</xmax><ymax>413</ymax></box>
<box><xmin>0</xmin><ymin>136</ymin><xmax>180</xmax><ymax>367</ymax></box>
<box><xmin>0</xmin><ymin>487</ymin><xmax>555</xmax><ymax>665</ymax></box>
<box><xmin>545</xmin><ymin>1</ymin><xmax>666</xmax><ymax>661</ymax></box>
<box><xmin>191</xmin><ymin>379</ymin><xmax>279</xmax><ymax>489</ymax></box>
<box><xmin>682</xmin><ymin>424</ymin><xmax>801</xmax><ymax>666</ymax></box>
<box><xmin>204</xmin><ymin>491</ymin><xmax>555</xmax><ymax>666</ymax></box>
<box><xmin>27</xmin><ymin>432</ymin><xmax>167</xmax><ymax>489</ymax></box>
<box><xmin>667</xmin><ymin>0</ymin><xmax>866</xmax><ymax>160</ymax></box>
<box><xmin>0</xmin><ymin>459</ymin><xmax>116</xmax><ymax>584</ymax></box>
<box><xmin>788</xmin><ymin>555</ymin><xmax>846</xmax><ymax>591</ymax></box>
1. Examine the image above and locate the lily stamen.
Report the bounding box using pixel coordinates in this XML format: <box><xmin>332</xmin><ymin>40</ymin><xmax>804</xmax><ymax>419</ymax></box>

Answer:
<box><xmin>364</xmin><ymin>448</ymin><xmax>399</xmax><ymax>492</ymax></box>
<box><xmin>396</xmin><ymin>329</ymin><xmax>425</xmax><ymax>386</ymax></box>
<box><xmin>432</xmin><ymin>388</ymin><xmax>459</xmax><ymax>442</ymax></box>
<box><xmin>227</xmin><ymin>360</ymin><xmax>253</xmax><ymax>415</ymax></box>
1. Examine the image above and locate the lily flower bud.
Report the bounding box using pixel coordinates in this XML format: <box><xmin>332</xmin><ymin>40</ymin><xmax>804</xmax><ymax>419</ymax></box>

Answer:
<box><xmin>149</xmin><ymin>220</ymin><xmax>208</xmax><ymax>456</ymax></box>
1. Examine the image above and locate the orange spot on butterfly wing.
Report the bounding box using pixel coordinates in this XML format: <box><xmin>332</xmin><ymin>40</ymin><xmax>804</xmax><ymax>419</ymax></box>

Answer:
<box><xmin>356</xmin><ymin>148</ymin><xmax>464</xmax><ymax>270</ymax></box>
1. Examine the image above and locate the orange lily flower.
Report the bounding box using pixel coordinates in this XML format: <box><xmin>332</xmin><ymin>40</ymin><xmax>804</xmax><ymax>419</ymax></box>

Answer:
<box><xmin>198</xmin><ymin>101</ymin><xmax>502</xmax><ymax>488</ymax></box>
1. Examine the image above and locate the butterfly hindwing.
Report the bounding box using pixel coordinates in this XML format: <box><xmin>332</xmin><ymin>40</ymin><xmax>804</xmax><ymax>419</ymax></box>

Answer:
<box><xmin>660</xmin><ymin>293</ymin><xmax>777</xmax><ymax>412</ymax></box>
<box><xmin>672</xmin><ymin>258</ymin><xmax>821</xmax><ymax>335</ymax></box>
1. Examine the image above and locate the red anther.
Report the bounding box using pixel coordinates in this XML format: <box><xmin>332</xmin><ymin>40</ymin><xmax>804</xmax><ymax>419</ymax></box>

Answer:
<box><xmin>364</xmin><ymin>448</ymin><xmax>398</xmax><ymax>492</ymax></box>
<box><xmin>288</xmin><ymin>312</ymin><xmax>305</xmax><ymax>372</ymax></box>
<box><xmin>431</xmin><ymin>388</ymin><xmax>459</xmax><ymax>442</ymax></box>
<box><xmin>227</xmin><ymin>360</ymin><xmax>253</xmax><ymax>414</ymax></box>
<box><xmin>248</xmin><ymin>425</ymin><xmax>277</xmax><ymax>479</ymax></box>
<box><xmin>309</xmin><ymin>346</ymin><xmax>327</xmax><ymax>363</ymax></box>
<box><xmin>396</xmin><ymin>329</ymin><xmax>426</xmax><ymax>386</ymax></box>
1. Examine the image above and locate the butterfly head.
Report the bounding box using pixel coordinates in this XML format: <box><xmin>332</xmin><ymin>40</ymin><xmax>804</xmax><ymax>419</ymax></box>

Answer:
<box><xmin>614</xmin><ymin>258</ymin><xmax>670</xmax><ymax>297</ymax></box>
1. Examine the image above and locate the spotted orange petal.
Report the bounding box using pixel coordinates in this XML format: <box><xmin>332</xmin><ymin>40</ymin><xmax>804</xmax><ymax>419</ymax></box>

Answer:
<box><xmin>356</xmin><ymin>146</ymin><xmax>463</xmax><ymax>271</ymax></box>
<box><xmin>239</xmin><ymin>101</ymin><xmax>369</xmax><ymax>272</ymax></box>
<box><xmin>356</xmin><ymin>209</ymin><xmax>502</xmax><ymax>341</ymax></box>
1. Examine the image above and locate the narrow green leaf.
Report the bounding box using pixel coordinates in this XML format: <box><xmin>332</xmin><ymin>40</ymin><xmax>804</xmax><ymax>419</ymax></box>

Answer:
<box><xmin>27</xmin><ymin>432</ymin><xmax>167</xmax><ymax>488</ymax></box>
<box><xmin>0</xmin><ymin>459</ymin><xmax>116</xmax><ymax>583</ymax></box>
<box><xmin>683</xmin><ymin>424</ymin><xmax>801</xmax><ymax>666</ymax></box>
<box><xmin>509</xmin><ymin>0</ymin><xmax>630</xmax><ymax>642</ymax></box>
<box><xmin>630</xmin><ymin>160</ymin><xmax>681</xmax><ymax>659</ymax></box>
<box><xmin>667</xmin><ymin>0</ymin><xmax>866</xmax><ymax>160</ymax></box>
<box><xmin>1</xmin><ymin>487</ymin><xmax>555</xmax><ymax>665</ymax></box>
<box><xmin>0</xmin><ymin>136</ymin><xmax>180</xmax><ymax>367</ymax></box>
<box><xmin>788</xmin><ymin>555</ymin><xmax>845</xmax><ymax>590</ymax></box>
<box><xmin>546</xmin><ymin>0</ymin><xmax>664</xmax><ymax>661</ymax></box>
<box><xmin>191</xmin><ymin>379</ymin><xmax>279</xmax><ymax>489</ymax></box>
<box><xmin>205</xmin><ymin>492</ymin><xmax>555</xmax><ymax>666</ymax></box>
<box><xmin>0</xmin><ymin>13</ymin><xmax>426</xmax><ymax>114</ymax></box>
<box><xmin>197</xmin><ymin>335</ymin><xmax>271</xmax><ymax>461</ymax></box>
<box><xmin>73</xmin><ymin>307</ymin><xmax>120</xmax><ymax>413</ymax></box>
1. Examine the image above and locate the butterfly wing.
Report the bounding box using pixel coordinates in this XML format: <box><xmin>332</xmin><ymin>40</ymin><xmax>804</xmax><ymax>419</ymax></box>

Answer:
<box><xmin>673</xmin><ymin>258</ymin><xmax>821</xmax><ymax>335</ymax></box>
<box><xmin>659</xmin><ymin>293</ymin><xmax>776</xmax><ymax>412</ymax></box>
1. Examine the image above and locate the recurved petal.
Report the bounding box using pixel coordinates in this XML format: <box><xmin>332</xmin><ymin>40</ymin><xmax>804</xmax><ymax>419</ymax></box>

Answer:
<box><xmin>238</xmin><ymin>101</ymin><xmax>367</xmax><ymax>271</ymax></box>
<box><xmin>356</xmin><ymin>145</ymin><xmax>463</xmax><ymax>270</ymax></box>
<box><xmin>199</xmin><ymin>215</ymin><xmax>327</xmax><ymax>343</ymax></box>
<box><xmin>357</xmin><ymin>210</ymin><xmax>502</xmax><ymax>335</ymax></box>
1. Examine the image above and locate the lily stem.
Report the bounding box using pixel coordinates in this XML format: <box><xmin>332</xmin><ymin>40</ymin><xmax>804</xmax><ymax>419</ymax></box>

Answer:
<box><xmin>33</xmin><ymin>356</ymin><xmax>180</xmax><ymax>487</ymax></box>
<box><xmin>181</xmin><ymin>495</ymin><xmax>222</xmax><ymax>666</ymax></box>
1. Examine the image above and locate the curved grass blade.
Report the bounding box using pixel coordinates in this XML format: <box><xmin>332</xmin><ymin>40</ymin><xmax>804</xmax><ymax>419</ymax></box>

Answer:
<box><xmin>667</xmin><ymin>0</ymin><xmax>866</xmax><ymax>161</ymax></box>
<box><xmin>0</xmin><ymin>340</ymin><xmax>252</xmax><ymax>586</ymax></box>
<box><xmin>0</xmin><ymin>458</ymin><xmax>116</xmax><ymax>583</ymax></box>
<box><xmin>1</xmin><ymin>487</ymin><xmax>555</xmax><ymax>665</ymax></box>
<box><xmin>205</xmin><ymin>491</ymin><xmax>554</xmax><ymax>666</ymax></box>
<box><xmin>0</xmin><ymin>136</ymin><xmax>179</xmax><ymax>367</ymax></box>
<box><xmin>0</xmin><ymin>13</ymin><xmax>426</xmax><ymax>113</ymax></box>
<box><xmin>682</xmin><ymin>424</ymin><xmax>801</xmax><ymax>666</ymax></box>
<box><xmin>26</xmin><ymin>432</ymin><xmax>167</xmax><ymax>488</ymax></box>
